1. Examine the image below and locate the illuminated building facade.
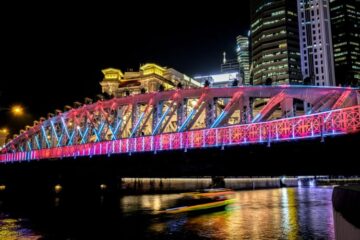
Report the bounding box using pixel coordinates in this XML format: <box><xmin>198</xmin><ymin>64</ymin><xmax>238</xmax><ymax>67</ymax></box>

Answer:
<box><xmin>221</xmin><ymin>52</ymin><xmax>241</xmax><ymax>84</ymax></box>
<box><xmin>100</xmin><ymin>63</ymin><xmax>201</xmax><ymax>97</ymax></box>
<box><xmin>236</xmin><ymin>35</ymin><xmax>251</xmax><ymax>85</ymax></box>
<box><xmin>298</xmin><ymin>0</ymin><xmax>336</xmax><ymax>86</ymax></box>
<box><xmin>330</xmin><ymin>0</ymin><xmax>360</xmax><ymax>87</ymax></box>
<box><xmin>0</xmin><ymin>130</ymin><xmax>8</xmax><ymax>148</ymax></box>
<box><xmin>251</xmin><ymin>0</ymin><xmax>303</xmax><ymax>85</ymax></box>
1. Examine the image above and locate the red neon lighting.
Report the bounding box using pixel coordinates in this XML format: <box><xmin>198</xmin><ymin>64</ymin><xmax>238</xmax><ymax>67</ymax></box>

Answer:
<box><xmin>0</xmin><ymin>105</ymin><xmax>359</xmax><ymax>163</ymax></box>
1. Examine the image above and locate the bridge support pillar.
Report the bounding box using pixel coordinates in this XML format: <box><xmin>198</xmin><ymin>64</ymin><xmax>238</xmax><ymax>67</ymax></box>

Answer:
<box><xmin>240</xmin><ymin>97</ymin><xmax>253</xmax><ymax>124</ymax></box>
<box><xmin>153</xmin><ymin>101</ymin><xmax>163</xmax><ymax>133</ymax></box>
<box><xmin>177</xmin><ymin>99</ymin><xmax>187</xmax><ymax>131</ymax></box>
<box><xmin>304</xmin><ymin>101</ymin><xmax>312</xmax><ymax>114</ymax></box>
<box><xmin>130</xmin><ymin>104</ymin><xmax>139</xmax><ymax>137</ymax></box>
<box><xmin>281</xmin><ymin>98</ymin><xmax>294</xmax><ymax>118</ymax></box>
<box><xmin>206</xmin><ymin>98</ymin><xmax>216</xmax><ymax>128</ymax></box>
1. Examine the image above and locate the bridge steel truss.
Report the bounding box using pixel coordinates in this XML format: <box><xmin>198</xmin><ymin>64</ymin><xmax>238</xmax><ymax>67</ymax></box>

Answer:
<box><xmin>1</xmin><ymin>86</ymin><xmax>360</xmax><ymax>162</ymax></box>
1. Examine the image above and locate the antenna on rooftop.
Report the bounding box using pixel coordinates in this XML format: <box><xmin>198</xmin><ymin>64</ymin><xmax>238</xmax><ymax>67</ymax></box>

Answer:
<box><xmin>223</xmin><ymin>52</ymin><xmax>227</xmax><ymax>64</ymax></box>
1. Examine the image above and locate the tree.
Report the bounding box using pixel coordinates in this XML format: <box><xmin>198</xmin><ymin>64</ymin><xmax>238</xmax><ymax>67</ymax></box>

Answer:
<box><xmin>232</xmin><ymin>78</ymin><xmax>239</xmax><ymax>87</ymax></box>
<box><xmin>158</xmin><ymin>84</ymin><xmax>165</xmax><ymax>92</ymax></box>
<box><xmin>96</xmin><ymin>94</ymin><xmax>104</xmax><ymax>101</ymax></box>
<box><xmin>204</xmin><ymin>80</ymin><xmax>210</xmax><ymax>87</ymax></box>
<box><xmin>265</xmin><ymin>78</ymin><xmax>272</xmax><ymax>86</ymax></box>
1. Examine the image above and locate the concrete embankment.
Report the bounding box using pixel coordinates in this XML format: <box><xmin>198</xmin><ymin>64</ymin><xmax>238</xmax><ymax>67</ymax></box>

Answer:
<box><xmin>120</xmin><ymin>177</ymin><xmax>298</xmax><ymax>194</ymax></box>
<box><xmin>332</xmin><ymin>186</ymin><xmax>360</xmax><ymax>239</ymax></box>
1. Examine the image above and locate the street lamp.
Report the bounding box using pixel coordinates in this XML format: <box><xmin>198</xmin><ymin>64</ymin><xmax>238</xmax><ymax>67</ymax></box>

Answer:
<box><xmin>0</xmin><ymin>105</ymin><xmax>25</xmax><ymax>116</ymax></box>
<box><xmin>1</xmin><ymin>128</ymin><xmax>8</xmax><ymax>134</ymax></box>
<box><xmin>0</xmin><ymin>105</ymin><xmax>25</xmax><ymax>146</ymax></box>
<box><xmin>10</xmin><ymin>105</ymin><xmax>24</xmax><ymax>116</ymax></box>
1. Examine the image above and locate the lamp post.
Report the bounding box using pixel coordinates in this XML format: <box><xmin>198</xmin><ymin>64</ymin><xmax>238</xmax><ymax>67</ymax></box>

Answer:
<box><xmin>0</xmin><ymin>105</ymin><xmax>25</xmax><ymax>147</ymax></box>
<box><xmin>0</xmin><ymin>105</ymin><xmax>24</xmax><ymax>116</ymax></box>
<box><xmin>0</xmin><ymin>128</ymin><xmax>8</xmax><ymax>148</ymax></box>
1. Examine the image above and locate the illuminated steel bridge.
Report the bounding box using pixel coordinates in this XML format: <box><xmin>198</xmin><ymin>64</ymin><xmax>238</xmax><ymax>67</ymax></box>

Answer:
<box><xmin>1</xmin><ymin>86</ymin><xmax>360</xmax><ymax>162</ymax></box>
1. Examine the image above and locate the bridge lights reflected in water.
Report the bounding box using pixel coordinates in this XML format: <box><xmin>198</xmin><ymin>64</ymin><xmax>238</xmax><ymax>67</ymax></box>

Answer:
<box><xmin>0</xmin><ymin>187</ymin><xmax>335</xmax><ymax>239</ymax></box>
<box><xmin>144</xmin><ymin>188</ymin><xmax>334</xmax><ymax>239</ymax></box>
<box><xmin>281</xmin><ymin>188</ymin><xmax>298</xmax><ymax>240</ymax></box>
<box><xmin>309</xmin><ymin>179</ymin><xmax>316</xmax><ymax>187</ymax></box>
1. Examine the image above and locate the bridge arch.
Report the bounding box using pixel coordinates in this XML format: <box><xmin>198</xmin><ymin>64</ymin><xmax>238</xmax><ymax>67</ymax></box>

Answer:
<box><xmin>1</xmin><ymin>86</ymin><xmax>359</xmax><ymax>162</ymax></box>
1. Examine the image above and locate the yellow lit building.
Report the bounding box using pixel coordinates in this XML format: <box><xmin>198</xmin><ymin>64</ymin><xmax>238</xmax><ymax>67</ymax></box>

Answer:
<box><xmin>0</xmin><ymin>129</ymin><xmax>8</xmax><ymax>148</ymax></box>
<box><xmin>100</xmin><ymin>63</ymin><xmax>202</xmax><ymax>97</ymax></box>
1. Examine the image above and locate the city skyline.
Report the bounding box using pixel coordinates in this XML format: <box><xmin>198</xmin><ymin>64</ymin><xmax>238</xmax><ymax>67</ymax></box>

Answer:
<box><xmin>1</xmin><ymin>0</ymin><xmax>359</xmax><ymax>137</ymax></box>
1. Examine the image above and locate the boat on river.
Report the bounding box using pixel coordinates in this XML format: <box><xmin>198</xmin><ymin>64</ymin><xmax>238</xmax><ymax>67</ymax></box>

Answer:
<box><xmin>160</xmin><ymin>188</ymin><xmax>235</xmax><ymax>214</ymax></box>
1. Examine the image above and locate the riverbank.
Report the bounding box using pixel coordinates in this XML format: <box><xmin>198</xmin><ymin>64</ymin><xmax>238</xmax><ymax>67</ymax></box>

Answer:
<box><xmin>120</xmin><ymin>177</ymin><xmax>298</xmax><ymax>194</ymax></box>
<box><xmin>332</xmin><ymin>185</ymin><xmax>360</xmax><ymax>239</ymax></box>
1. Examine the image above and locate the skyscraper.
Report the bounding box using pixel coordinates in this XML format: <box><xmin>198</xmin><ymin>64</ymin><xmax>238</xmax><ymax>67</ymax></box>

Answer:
<box><xmin>298</xmin><ymin>0</ymin><xmax>336</xmax><ymax>86</ymax></box>
<box><xmin>330</xmin><ymin>0</ymin><xmax>360</xmax><ymax>87</ymax></box>
<box><xmin>221</xmin><ymin>52</ymin><xmax>241</xmax><ymax>75</ymax></box>
<box><xmin>251</xmin><ymin>0</ymin><xmax>302</xmax><ymax>85</ymax></box>
<box><xmin>236</xmin><ymin>34</ymin><xmax>251</xmax><ymax>85</ymax></box>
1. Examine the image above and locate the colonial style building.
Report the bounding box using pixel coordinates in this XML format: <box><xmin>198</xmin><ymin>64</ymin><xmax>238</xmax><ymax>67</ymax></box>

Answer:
<box><xmin>100</xmin><ymin>63</ymin><xmax>201</xmax><ymax>97</ymax></box>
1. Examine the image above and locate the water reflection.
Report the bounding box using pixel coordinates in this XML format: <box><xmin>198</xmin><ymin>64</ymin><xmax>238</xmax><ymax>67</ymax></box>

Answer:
<box><xmin>0</xmin><ymin>216</ymin><xmax>40</xmax><ymax>240</ymax></box>
<box><xmin>144</xmin><ymin>188</ymin><xmax>334</xmax><ymax>239</ymax></box>
<box><xmin>0</xmin><ymin>187</ymin><xmax>335</xmax><ymax>239</ymax></box>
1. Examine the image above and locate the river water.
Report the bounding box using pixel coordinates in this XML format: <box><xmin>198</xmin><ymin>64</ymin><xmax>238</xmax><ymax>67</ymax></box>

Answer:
<box><xmin>0</xmin><ymin>187</ymin><xmax>335</xmax><ymax>239</ymax></box>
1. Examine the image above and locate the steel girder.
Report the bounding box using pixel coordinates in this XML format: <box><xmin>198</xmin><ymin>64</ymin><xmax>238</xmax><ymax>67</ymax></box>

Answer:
<box><xmin>2</xmin><ymin>86</ymin><xmax>359</xmax><ymax>155</ymax></box>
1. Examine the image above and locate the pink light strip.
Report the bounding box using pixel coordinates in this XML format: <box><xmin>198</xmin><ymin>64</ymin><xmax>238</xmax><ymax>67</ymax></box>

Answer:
<box><xmin>0</xmin><ymin>105</ymin><xmax>359</xmax><ymax>163</ymax></box>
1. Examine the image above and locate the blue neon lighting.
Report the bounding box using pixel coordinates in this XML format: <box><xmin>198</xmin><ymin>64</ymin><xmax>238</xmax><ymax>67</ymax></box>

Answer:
<box><xmin>210</xmin><ymin>111</ymin><xmax>228</xmax><ymax>128</ymax></box>
<box><xmin>130</xmin><ymin>112</ymin><xmax>145</xmax><ymax>137</ymax></box>
<box><xmin>109</xmin><ymin>119</ymin><xmax>123</xmax><ymax>140</ymax></box>
<box><xmin>67</xmin><ymin>130</ymin><xmax>76</xmax><ymax>146</ymax></box>
<box><xmin>27</xmin><ymin>141</ymin><xmax>32</xmax><ymax>151</ymax></box>
<box><xmin>61</xmin><ymin>117</ymin><xmax>70</xmax><ymax>139</ymax></box>
<box><xmin>153</xmin><ymin>106</ymin><xmax>171</xmax><ymax>135</ymax></box>
<box><xmin>35</xmin><ymin>135</ymin><xmax>41</xmax><ymax>149</ymax></box>
<box><xmin>93</xmin><ymin>121</ymin><xmax>105</xmax><ymax>142</ymax></box>
<box><xmin>41</xmin><ymin>126</ymin><xmax>51</xmax><ymax>148</ymax></box>
<box><xmin>252</xmin><ymin>114</ymin><xmax>262</xmax><ymax>123</ymax></box>
<box><xmin>79</xmin><ymin>127</ymin><xmax>89</xmax><ymax>144</ymax></box>
<box><xmin>50</xmin><ymin>121</ymin><xmax>60</xmax><ymax>142</ymax></box>
<box><xmin>178</xmin><ymin>109</ymin><xmax>196</xmax><ymax>132</ymax></box>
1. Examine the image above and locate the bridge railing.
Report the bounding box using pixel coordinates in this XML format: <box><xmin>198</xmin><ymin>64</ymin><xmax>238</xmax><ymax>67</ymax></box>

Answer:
<box><xmin>1</xmin><ymin>105</ymin><xmax>359</xmax><ymax>163</ymax></box>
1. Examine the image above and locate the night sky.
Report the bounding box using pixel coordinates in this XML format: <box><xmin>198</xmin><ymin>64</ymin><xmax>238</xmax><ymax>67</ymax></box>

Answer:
<box><xmin>1</xmin><ymin>2</ymin><xmax>250</xmax><ymax>134</ymax></box>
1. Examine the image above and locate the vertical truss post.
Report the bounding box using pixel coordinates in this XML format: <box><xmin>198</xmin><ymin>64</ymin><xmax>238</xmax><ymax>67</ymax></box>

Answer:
<box><xmin>131</xmin><ymin>103</ymin><xmax>139</xmax><ymax>138</ymax></box>
<box><xmin>206</xmin><ymin>98</ymin><xmax>216</xmax><ymax>128</ymax></box>
<box><xmin>280</xmin><ymin>97</ymin><xmax>294</xmax><ymax>118</ymax></box>
<box><xmin>240</xmin><ymin>97</ymin><xmax>251</xmax><ymax>124</ymax></box>
<box><xmin>152</xmin><ymin>101</ymin><xmax>163</xmax><ymax>134</ymax></box>
<box><xmin>177</xmin><ymin>99</ymin><xmax>187</xmax><ymax>131</ymax></box>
